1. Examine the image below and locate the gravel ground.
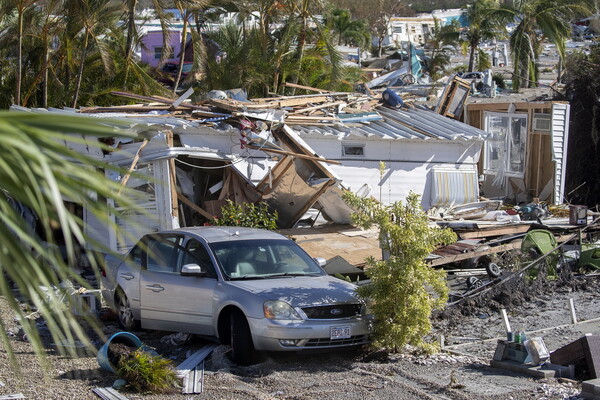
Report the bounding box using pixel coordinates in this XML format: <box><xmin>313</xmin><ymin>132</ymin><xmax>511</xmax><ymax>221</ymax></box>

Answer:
<box><xmin>1</xmin><ymin>271</ymin><xmax>599</xmax><ymax>400</ymax></box>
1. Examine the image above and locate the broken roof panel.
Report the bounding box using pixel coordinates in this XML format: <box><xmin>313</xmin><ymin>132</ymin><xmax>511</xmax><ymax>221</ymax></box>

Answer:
<box><xmin>293</xmin><ymin>106</ymin><xmax>489</xmax><ymax>141</ymax></box>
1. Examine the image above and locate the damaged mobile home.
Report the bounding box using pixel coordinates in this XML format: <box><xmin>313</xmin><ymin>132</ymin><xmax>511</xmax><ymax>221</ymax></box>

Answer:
<box><xmin>11</xmin><ymin>88</ymin><xmax>508</xmax><ymax>253</ymax></box>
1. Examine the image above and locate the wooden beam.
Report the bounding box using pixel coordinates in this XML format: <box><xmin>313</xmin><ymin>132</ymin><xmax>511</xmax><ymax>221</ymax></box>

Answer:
<box><xmin>110</xmin><ymin>91</ymin><xmax>208</xmax><ymax>111</ymax></box>
<box><xmin>283</xmin><ymin>82</ymin><xmax>334</xmax><ymax>93</ymax></box>
<box><xmin>118</xmin><ymin>139</ymin><xmax>149</xmax><ymax>195</ymax></box>
<box><xmin>293</xmin><ymin>101</ymin><xmax>345</xmax><ymax>114</ymax></box>
<box><xmin>245</xmin><ymin>144</ymin><xmax>342</xmax><ymax>165</ymax></box>
<box><xmin>256</xmin><ymin>156</ymin><xmax>294</xmax><ymax>195</ymax></box>
<box><xmin>176</xmin><ymin>192</ymin><xmax>215</xmax><ymax>220</ymax></box>
<box><xmin>166</xmin><ymin>132</ymin><xmax>179</xmax><ymax>220</ymax></box>
<box><xmin>428</xmin><ymin>240</ymin><xmax>523</xmax><ymax>267</ymax></box>
<box><xmin>457</xmin><ymin>224</ymin><xmax>530</xmax><ymax>240</ymax></box>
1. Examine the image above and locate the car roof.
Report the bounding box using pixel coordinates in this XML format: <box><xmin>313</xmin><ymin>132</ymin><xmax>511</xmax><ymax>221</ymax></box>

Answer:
<box><xmin>163</xmin><ymin>226</ymin><xmax>286</xmax><ymax>243</ymax></box>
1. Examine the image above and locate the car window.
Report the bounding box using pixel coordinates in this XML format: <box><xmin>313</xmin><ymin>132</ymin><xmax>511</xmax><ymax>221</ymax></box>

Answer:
<box><xmin>180</xmin><ymin>239</ymin><xmax>216</xmax><ymax>278</ymax></box>
<box><xmin>129</xmin><ymin>244</ymin><xmax>143</xmax><ymax>264</ymax></box>
<box><xmin>209</xmin><ymin>239</ymin><xmax>325</xmax><ymax>280</ymax></box>
<box><xmin>145</xmin><ymin>235</ymin><xmax>181</xmax><ymax>273</ymax></box>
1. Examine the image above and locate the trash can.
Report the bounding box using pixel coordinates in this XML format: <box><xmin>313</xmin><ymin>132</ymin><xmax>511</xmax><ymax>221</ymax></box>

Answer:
<box><xmin>97</xmin><ymin>332</ymin><xmax>142</xmax><ymax>373</ymax></box>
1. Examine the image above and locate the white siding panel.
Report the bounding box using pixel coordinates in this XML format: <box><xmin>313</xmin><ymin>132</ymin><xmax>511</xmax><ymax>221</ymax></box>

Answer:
<box><xmin>328</xmin><ymin>161</ymin><xmax>478</xmax><ymax>210</ymax></box>
<box><xmin>551</xmin><ymin>103</ymin><xmax>571</xmax><ymax>204</ymax></box>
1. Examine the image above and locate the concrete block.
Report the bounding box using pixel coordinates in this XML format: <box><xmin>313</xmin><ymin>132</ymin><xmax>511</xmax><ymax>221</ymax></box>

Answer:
<box><xmin>581</xmin><ymin>379</ymin><xmax>600</xmax><ymax>394</ymax></box>
<box><xmin>581</xmin><ymin>390</ymin><xmax>600</xmax><ymax>400</ymax></box>
<box><xmin>489</xmin><ymin>360</ymin><xmax>570</xmax><ymax>379</ymax></box>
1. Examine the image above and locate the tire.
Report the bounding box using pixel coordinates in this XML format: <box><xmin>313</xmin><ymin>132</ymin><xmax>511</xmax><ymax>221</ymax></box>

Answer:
<box><xmin>467</xmin><ymin>276</ymin><xmax>484</xmax><ymax>290</ymax></box>
<box><xmin>230</xmin><ymin>311</ymin><xmax>259</xmax><ymax>365</ymax></box>
<box><xmin>486</xmin><ymin>262</ymin><xmax>502</xmax><ymax>278</ymax></box>
<box><xmin>116</xmin><ymin>290</ymin><xmax>139</xmax><ymax>331</ymax></box>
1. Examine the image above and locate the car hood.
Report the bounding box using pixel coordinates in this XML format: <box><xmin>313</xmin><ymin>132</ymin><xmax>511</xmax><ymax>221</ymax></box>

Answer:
<box><xmin>227</xmin><ymin>275</ymin><xmax>360</xmax><ymax>307</ymax></box>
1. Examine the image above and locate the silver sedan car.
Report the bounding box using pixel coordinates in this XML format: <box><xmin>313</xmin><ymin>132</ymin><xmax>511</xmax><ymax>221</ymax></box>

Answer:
<box><xmin>102</xmin><ymin>227</ymin><xmax>373</xmax><ymax>364</ymax></box>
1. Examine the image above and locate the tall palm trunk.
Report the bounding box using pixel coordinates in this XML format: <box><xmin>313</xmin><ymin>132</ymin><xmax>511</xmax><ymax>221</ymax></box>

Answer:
<box><xmin>15</xmin><ymin>7</ymin><xmax>24</xmax><ymax>106</ymax></box>
<box><xmin>173</xmin><ymin>12</ymin><xmax>189</xmax><ymax>94</ymax></box>
<box><xmin>72</xmin><ymin>32</ymin><xmax>89</xmax><ymax>108</ymax></box>
<box><xmin>125</xmin><ymin>0</ymin><xmax>138</xmax><ymax>61</ymax></box>
<box><xmin>289</xmin><ymin>14</ymin><xmax>307</xmax><ymax>92</ymax></box>
<box><xmin>468</xmin><ymin>43</ymin><xmax>477</xmax><ymax>72</ymax></box>
<box><xmin>42</xmin><ymin>35</ymin><xmax>49</xmax><ymax>108</ymax></box>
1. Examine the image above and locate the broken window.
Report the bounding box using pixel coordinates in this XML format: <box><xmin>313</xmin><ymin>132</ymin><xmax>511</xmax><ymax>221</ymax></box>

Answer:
<box><xmin>342</xmin><ymin>144</ymin><xmax>365</xmax><ymax>157</ymax></box>
<box><xmin>484</xmin><ymin>112</ymin><xmax>528</xmax><ymax>176</ymax></box>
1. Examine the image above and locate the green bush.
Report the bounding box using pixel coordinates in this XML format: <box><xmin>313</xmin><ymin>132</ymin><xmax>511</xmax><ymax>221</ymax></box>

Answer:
<box><xmin>342</xmin><ymin>191</ymin><xmax>457</xmax><ymax>353</ymax></box>
<box><xmin>213</xmin><ymin>200</ymin><xmax>278</xmax><ymax>230</ymax></box>
<box><xmin>116</xmin><ymin>349</ymin><xmax>179</xmax><ymax>394</ymax></box>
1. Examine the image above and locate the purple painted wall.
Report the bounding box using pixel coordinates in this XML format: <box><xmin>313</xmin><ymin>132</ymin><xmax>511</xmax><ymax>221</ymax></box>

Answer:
<box><xmin>141</xmin><ymin>30</ymin><xmax>181</xmax><ymax>67</ymax></box>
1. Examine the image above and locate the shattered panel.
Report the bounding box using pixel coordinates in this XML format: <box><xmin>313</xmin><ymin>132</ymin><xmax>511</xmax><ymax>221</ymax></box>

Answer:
<box><xmin>260</xmin><ymin>159</ymin><xmax>334</xmax><ymax>228</ymax></box>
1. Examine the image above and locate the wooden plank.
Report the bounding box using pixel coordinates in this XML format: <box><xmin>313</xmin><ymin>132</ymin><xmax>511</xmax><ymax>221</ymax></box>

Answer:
<box><xmin>293</xmin><ymin>101</ymin><xmax>345</xmax><ymax>114</ymax></box>
<box><xmin>177</xmin><ymin>192</ymin><xmax>215</xmax><ymax>220</ymax></box>
<box><xmin>428</xmin><ymin>240</ymin><xmax>523</xmax><ymax>267</ymax></box>
<box><xmin>457</xmin><ymin>225</ymin><xmax>530</xmax><ymax>240</ymax></box>
<box><xmin>256</xmin><ymin>156</ymin><xmax>294</xmax><ymax>195</ymax></box>
<box><xmin>283</xmin><ymin>82</ymin><xmax>334</xmax><ymax>93</ymax></box>
<box><xmin>0</xmin><ymin>395</ymin><xmax>25</xmax><ymax>400</ymax></box>
<box><xmin>166</xmin><ymin>132</ymin><xmax>179</xmax><ymax>220</ymax></box>
<box><xmin>110</xmin><ymin>91</ymin><xmax>206</xmax><ymax>111</ymax></box>
<box><xmin>245</xmin><ymin>144</ymin><xmax>342</xmax><ymax>165</ymax></box>
<box><xmin>285</xmin><ymin>121</ymin><xmax>338</xmax><ymax>126</ymax></box>
<box><xmin>118</xmin><ymin>139</ymin><xmax>149</xmax><ymax>195</ymax></box>
<box><xmin>172</xmin><ymin>87</ymin><xmax>195</xmax><ymax>108</ymax></box>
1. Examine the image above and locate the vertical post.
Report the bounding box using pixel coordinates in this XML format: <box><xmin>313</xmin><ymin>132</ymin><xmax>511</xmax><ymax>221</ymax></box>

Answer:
<box><xmin>407</xmin><ymin>41</ymin><xmax>413</xmax><ymax>77</ymax></box>
<box><xmin>569</xmin><ymin>298</ymin><xmax>578</xmax><ymax>324</ymax></box>
<box><xmin>166</xmin><ymin>131</ymin><xmax>179</xmax><ymax>221</ymax></box>
<box><xmin>501</xmin><ymin>309</ymin><xmax>512</xmax><ymax>333</ymax></box>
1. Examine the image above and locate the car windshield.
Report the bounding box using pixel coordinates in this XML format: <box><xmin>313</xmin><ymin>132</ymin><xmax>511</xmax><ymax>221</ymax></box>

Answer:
<box><xmin>209</xmin><ymin>239</ymin><xmax>325</xmax><ymax>280</ymax></box>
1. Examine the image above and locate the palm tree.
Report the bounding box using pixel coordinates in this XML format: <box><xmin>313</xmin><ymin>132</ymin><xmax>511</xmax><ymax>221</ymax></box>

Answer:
<box><xmin>490</xmin><ymin>0</ymin><xmax>590</xmax><ymax>90</ymax></box>
<box><xmin>285</xmin><ymin>0</ymin><xmax>342</xmax><ymax>92</ymax></box>
<box><xmin>172</xmin><ymin>0</ymin><xmax>209</xmax><ymax>93</ymax></box>
<box><xmin>0</xmin><ymin>112</ymin><xmax>142</xmax><ymax>365</ymax></box>
<box><xmin>0</xmin><ymin>0</ymin><xmax>37</xmax><ymax>106</ymax></box>
<box><xmin>324</xmin><ymin>8</ymin><xmax>369</xmax><ymax>48</ymax></box>
<box><xmin>463</xmin><ymin>0</ymin><xmax>502</xmax><ymax>73</ymax></box>
<box><xmin>66</xmin><ymin>0</ymin><xmax>122</xmax><ymax>108</ymax></box>
<box><xmin>425</xmin><ymin>19</ymin><xmax>461</xmax><ymax>81</ymax></box>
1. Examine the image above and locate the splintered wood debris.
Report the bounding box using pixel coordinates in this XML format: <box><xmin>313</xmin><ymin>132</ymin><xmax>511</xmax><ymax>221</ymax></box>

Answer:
<box><xmin>77</xmin><ymin>85</ymin><xmax>389</xmax><ymax>128</ymax></box>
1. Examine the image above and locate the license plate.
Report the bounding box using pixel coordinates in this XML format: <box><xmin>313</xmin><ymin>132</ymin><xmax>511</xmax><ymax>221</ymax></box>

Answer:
<box><xmin>330</xmin><ymin>326</ymin><xmax>351</xmax><ymax>340</ymax></box>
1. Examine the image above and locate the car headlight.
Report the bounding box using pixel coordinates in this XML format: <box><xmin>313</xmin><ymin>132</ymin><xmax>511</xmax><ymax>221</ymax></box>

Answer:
<box><xmin>361</xmin><ymin>298</ymin><xmax>374</xmax><ymax>316</ymax></box>
<box><xmin>263</xmin><ymin>301</ymin><xmax>302</xmax><ymax>320</ymax></box>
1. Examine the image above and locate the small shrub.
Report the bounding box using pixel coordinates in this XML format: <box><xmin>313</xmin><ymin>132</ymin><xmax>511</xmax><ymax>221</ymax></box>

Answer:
<box><xmin>343</xmin><ymin>191</ymin><xmax>457</xmax><ymax>353</ymax></box>
<box><xmin>116</xmin><ymin>349</ymin><xmax>179</xmax><ymax>394</ymax></box>
<box><xmin>213</xmin><ymin>200</ymin><xmax>278</xmax><ymax>230</ymax></box>
<box><xmin>492</xmin><ymin>73</ymin><xmax>506</xmax><ymax>89</ymax></box>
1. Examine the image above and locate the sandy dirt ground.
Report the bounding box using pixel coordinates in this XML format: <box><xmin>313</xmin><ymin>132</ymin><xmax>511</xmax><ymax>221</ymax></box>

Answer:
<box><xmin>0</xmin><ymin>269</ymin><xmax>599</xmax><ymax>400</ymax></box>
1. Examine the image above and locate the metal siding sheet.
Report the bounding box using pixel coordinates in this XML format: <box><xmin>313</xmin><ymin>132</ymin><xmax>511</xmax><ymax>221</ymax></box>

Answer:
<box><xmin>551</xmin><ymin>103</ymin><xmax>570</xmax><ymax>205</ymax></box>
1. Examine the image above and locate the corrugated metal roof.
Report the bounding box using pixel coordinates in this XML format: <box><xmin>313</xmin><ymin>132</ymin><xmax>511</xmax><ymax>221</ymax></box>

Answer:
<box><xmin>293</xmin><ymin>106</ymin><xmax>490</xmax><ymax>141</ymax></box>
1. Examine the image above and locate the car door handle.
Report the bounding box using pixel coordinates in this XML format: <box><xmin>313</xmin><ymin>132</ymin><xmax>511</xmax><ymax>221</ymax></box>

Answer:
<box><xmin>120</xmin><ymin>272</ymin><xmax>135</xmax><ymax>280</ymax></box>
<box><xmin>145</xmin><ymin>284</ymin><xmax>165</xmax><ymax>292</ymax></box>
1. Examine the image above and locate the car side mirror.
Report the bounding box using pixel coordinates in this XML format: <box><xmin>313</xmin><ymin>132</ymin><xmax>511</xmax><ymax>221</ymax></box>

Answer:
<box><xmin>181</xmin><ymin>263</ymin><xmax>206</xmax><ymax>276</ymax></box>
<box><xmin>314</xmin><ymin>257</ymin><xmax>327</xmax><ymax>267</ymax></box>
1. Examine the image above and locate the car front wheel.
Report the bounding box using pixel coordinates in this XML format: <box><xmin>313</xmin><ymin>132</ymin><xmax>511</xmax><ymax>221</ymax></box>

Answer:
<box><xmin>117</xmin><ymin>290</ymin><xmax>139</xmax><ymax>331</ymax></box>
<box><xmin>230</xmin><ymin>311</ymin><xmax>259</xmax><ymax>365</ymax></box>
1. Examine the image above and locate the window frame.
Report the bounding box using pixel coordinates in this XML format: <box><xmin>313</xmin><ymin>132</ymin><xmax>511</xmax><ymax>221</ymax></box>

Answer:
<box><xmin>342</xmin><ymin>143</ymin><xmax>365</xmax><ymax>158</ymax></box>
<box><xmin>483</xmin><ymin>111</ymin><xmax>528</xmax><ymax>178</ymax></box>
